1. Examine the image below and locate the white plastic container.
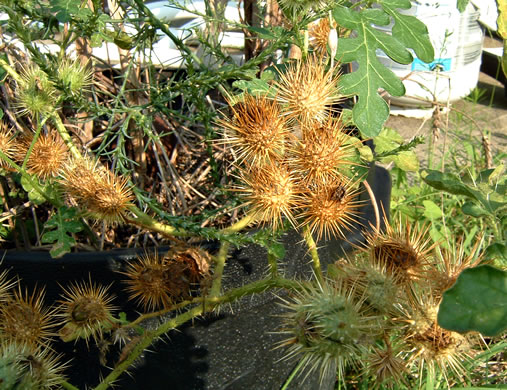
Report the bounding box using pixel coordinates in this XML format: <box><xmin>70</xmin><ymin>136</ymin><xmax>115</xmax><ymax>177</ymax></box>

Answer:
<box><xmin>376</xmin><ymin>0</ymin><xmax>484</xmax><ymax>107</ymax></box>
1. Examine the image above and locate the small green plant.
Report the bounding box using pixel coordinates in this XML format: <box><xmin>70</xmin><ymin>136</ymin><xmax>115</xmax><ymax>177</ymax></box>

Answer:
<box><xmin>0</xmin><ymin>0</ymin><xmax>505</xmax><ymax>389</ymax></box>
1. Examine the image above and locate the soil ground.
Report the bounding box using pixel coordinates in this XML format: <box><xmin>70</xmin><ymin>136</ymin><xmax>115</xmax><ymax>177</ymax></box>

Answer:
<box><xmin>385</xmin><ymin>69</ymin><xmax>507</xmax><ymax>169</ymax></box>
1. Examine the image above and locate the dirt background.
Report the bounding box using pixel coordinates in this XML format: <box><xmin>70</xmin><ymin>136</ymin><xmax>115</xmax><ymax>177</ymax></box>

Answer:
<box><xmin>384</xmin><ymin>38</ymin><xmax>507</xmax><ymax>168</ymax></box>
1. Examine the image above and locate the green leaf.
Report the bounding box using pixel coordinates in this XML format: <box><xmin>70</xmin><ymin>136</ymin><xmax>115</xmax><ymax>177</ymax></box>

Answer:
<box><xmin>268</xmin><ymin>241</ymin><xmax>286</xmax><ymax>260</ymax></box>
<box><xmin>421</xmin><ymin>169</ymin><xmax>481</xmax><ymax>198</ymax></box>
<box><xmin>49</xmin><ymin>0</ymin><xmax>81</xmax><ymax>23</ymax></box>
<box><xmin>380</xmin><ymin>0</ymin><xmax>434</xmax><ymax>63</ymax></box>
<box><xmin>462</xmin><ymin>201</ymin><xmax>488</xmax><ymax>217</ymax></box>
<box><xmin>42</xmin><ymin>206</ymin><xmax>84</xmax><ymax>258</ymax></box>
<box><xmin>373</xmin><ymin>127</ymin><xmax>404</xmax><ymax>154</ymax></box>
<box><xmin>438</xmin><ymin>265</ymin><xmax>507</xmax><ymax>337</ymax></box>
<box><xmin>20</xmin><ymin>176</ymin><xmax>46</xmax><ymax>205</ymax></box>
<box><xmin>333</xmin><ymin>2</ymin><xmax>433</xmax><ymax>137</ymax></box>
<box><xmin>421</xmin><ymin>169</ymin><xmax>507</xmax><ymax>215</ymax></box>
<box><xmin>457</xmin><ymin>0</ymin><xmax>471</xmax><ymax>12</ymax></box>
<box><xmin>246</xmin><ymin>26</ymin><xmax>281</xmax><ymax>40</ymax></box>
<box><xmin>484</xmin><ymin>243</ymin><xmax>507</xmax><ymax>266</ymax></box>
<box><xmin>423</xmin><ymin>200</ymin><xmax>442</xmax><ymax>219</ymax></box>
<box><xmin>382</xmin><ymin>150</ymin><xmax>419</xmax><ymax>171</ymax></box>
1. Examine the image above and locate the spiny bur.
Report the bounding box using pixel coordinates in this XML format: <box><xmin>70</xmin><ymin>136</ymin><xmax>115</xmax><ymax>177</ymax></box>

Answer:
<box><xmin>0</xmin><ymin>284</ymin><xmax>56</xmax><ymax>349</ymax></box>
<box><xmin>56</xmin><ymin>278</ymin><xmax>116</xmax><ymax>346</ymax></box>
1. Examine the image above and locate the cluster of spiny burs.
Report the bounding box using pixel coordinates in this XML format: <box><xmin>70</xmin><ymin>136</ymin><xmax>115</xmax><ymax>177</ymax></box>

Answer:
<box><xmin>0</xmin><ymin>59</ymin><xmax>217</xmax><ymax>387</ymax></box>
<box><xmin>218</xmin><ymin>53</ymin><xmax>364</xmax><ymax>241</ymax></box>
<box><xmin>277</xmin><ymin>216</ymin><xmax>487</xmax><ymax>388</ymax></box>
<box><xmin>0</xmin><ymin>60</ymin><xmax>135</xmax><ymax>225</ymax></box>
<box><xmin>0</xmin><ymin>246</ymin><xmax>211</xmax><ymax>388</ymax></box>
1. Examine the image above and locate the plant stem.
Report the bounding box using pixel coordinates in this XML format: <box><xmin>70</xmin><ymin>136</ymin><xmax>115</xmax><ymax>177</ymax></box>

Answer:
<box><xmin>93</xmin><ymin>276</ymin><xmax>301</xmax><ymax>390</ymax></box>
<box><xmin>61</xmin><ymin>381</ymin><xmax>80</xmax><ymax>390</ymax></box>
<box><xmin>0</xmin><ymin>57</ymin><xmax>22</xmax><ymax>83</ymax></box>
<box><xmin>209</xmin><ymin>240</ymin><xmax>231</xmax><ymax>297</ymax></box>
<box><xmin>302</xmin><ymin>225</ymin><xmax>323</xmax><ymax>284</ymax></box>
<box><xmin>210</xmin><ymin>213</ymin><xmax>257</xmax><ymax>296</ymax></box>
<box><xmin>126</xmin><ymin>206</ymin><xmax>190</xmax><ymax>237</ymax></box>
<box><xmin>267</xmin><ymin>252</ymin><xmax>278</xmax><ymax>277</ymax></box>
<box><xmin>49</xmin><ymin>112</ymin><xmax>83</xmax><ymax>161</ymax></box>
<box><xmin>220</xmin><ymin>212</ymin><xmax>257</xmax><ymax>234</ymax></box>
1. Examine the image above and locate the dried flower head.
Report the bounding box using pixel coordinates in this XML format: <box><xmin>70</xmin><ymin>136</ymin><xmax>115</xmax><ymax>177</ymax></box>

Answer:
<box><xmin>364</xmin><ymin>342</ymin><xmax>408</xmax><ymax>389</ymax></box>
<box><xmin>122</xmin><ymin>251</ymin><xmax>176</xmax><ymax>311</ymax></box>
<box><xmin>58</xmin><ymin>58</ymin><xmax>93</xmax><ymax>96</ymax></box>
<box><xmin>274</xmin><ymin>54</ymin><xmax>342</xmax><ymax>123</ymax></box>
<box><xmin>0</xmin><ymin>340</ymin><xmax>68</xmax><ymax>389</ymax></box>
<box><xmin>0</xmin><ymin>123</ymin><xmax>17</xmax><ymax>168</ymax></box>
<box><xmin>0</xmin><ymin>285</ymin><xmax>55</xmax><ymax>348</ymax></box>
<box><xmin>61</xmin><ymin>158</ymin><xmax>134</xmax><ymax>224</ymax></box>
<box><xmin>429</xmin><ymin>239</ymin><xmax>483</xmax><ymax>297</ymax></box>
<box><xmin>16</xmin><ymin>64</ymin><xmax>58</xmax><ymax>117</ymax></box>
<box><xmin>298</xmin><ymin>179</ymin><xmax>362</xmax><ymax>241</ymax></box>
<box><xmin>236</xmin><ymin>162</ymin><xmax>300</xmax><ymax>230</ymax></box>
<box><xmin>277</xmin><ymin>278</ymin><xmax>379</xmax><ymax>384</ymax></box>
<box><xmin>401</xmin><ymin>291</ymin><xmax>477</xmax><ymax>386</ymax></box>
<box><xmin>56</xmin><ymin>278</ymin><xmax>116</xmax><ymax>345</ymax></box>
<box><xmin>0</xmin><ymin>268</ymin><xmax>15</xmax><ymax>301</ymax></box>
<box><xmin>16</xmin><ymin>132</ymin><xmax>68</xmax><ymax>179</ymax></box>
<box><xmin>288</xmin><ymin>116</ymin><xmax>357</xmax><ymax>185</ymax></box>
<box><xmin>309</xmin><ymin>18</ymin><xmax>332</xmax><ymax>55</ymax></box>
<box><xmin>218</xmin><ymin>93</ymin><xmax>289</xmax><ymax>166</ymax></box>
<box><xmin>364</xmin><ymin>217</ymin><xmax>436</xmax><ymax>285</ymax></box>
<box><xmin>165</xmin><ymin>246</ymin><xmax>211</xmax><ymax>283</ymax></box>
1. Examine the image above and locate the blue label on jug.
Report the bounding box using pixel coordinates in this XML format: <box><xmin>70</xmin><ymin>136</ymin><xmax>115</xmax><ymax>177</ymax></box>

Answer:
<box><xmin>411</xmin><ymin>58</ymin><xmax>452</xmax><ymax>72</ymax></box>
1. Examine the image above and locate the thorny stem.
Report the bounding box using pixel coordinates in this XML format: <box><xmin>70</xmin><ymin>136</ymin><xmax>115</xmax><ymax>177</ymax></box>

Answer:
<box><xmin>93</xmin><ymin>276</ymin><xmax>301</xmax><ymax>390</ymax></box>
<box><xmin>61</xmin><ymin>381</ymin><xmax>80</xmax><ymax>390</ymax></box>
<box><xmin>0</xmin><ymin>57</ymin><xmax>22</xmax><ymax>83</ymax></box>
<box><xmin>302</xmin><ymin>225</ymin><xmax>323</xmax><ymax>284</ymax></box>
<box><xmin>126</xmin><ymin>206</ymin><xmax>190</xmax><ymax>237</ymax></box>
<box><xmin>210</xmin><ymin>212</ymin><xmax>257</xmax><ymax>296</ymax></box>
<box><xmin>49</xmin><ymin>112</ymin><xmax>83</xmax><ymax>161</ymax></box>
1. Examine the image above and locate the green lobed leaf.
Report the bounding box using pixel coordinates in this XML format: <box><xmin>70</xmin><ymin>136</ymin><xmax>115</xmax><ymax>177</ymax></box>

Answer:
<box><xmin>42</xmin><ymin>206</ymin><xmax>84</xmax><ymax>258</ymax></box>
<box><xmin>380</xmin><ymin>0</ymin><xmax>434</xmax><ymax>63</ymax></box>
<box><xmin>382</xmin><ymin>150</ymin><xmax>419</xmax><ymax>171</ymax></box>
<box><xmin>438</xmin><ymin>265</ymin><xmax>507</xmax><ymax>337</ymax></box>
<box><xmin>333</xmin><ymin>2</ymin><xmax>433</xmax><ymax>137</ymax></box>
<box><xmin>457</xmin><ymin>0</ymin><xmax>471</xmax><ymax>12</ymax></box>
<box><xmin>20</xmin><ymin>176</ymin><xmax>45</xmax><ymax>205</ymax></box>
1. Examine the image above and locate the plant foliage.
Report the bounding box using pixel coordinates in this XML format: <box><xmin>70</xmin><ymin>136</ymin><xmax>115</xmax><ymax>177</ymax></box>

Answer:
<box><xmin>334</xmin><ymin>0</ymin><xmax>434</xmax><ymax>137</ymax></box>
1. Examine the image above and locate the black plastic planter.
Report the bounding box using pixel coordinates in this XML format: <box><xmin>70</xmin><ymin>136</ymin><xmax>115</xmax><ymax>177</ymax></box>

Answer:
<box><xmin>1</xmin><ymin>165</ymin><xmax>391</xmax><ymax>390</ymax></box>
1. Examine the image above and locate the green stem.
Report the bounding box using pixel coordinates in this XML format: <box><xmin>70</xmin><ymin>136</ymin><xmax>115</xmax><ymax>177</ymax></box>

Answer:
<box><xmin>210</xmin><ymin>213</ymin><xmax>257</xmax><ymax>297</ymax></box>
<box><xmin>0</xmin><ymin>57</ymin><xmax>22</xmax><ymax>83</ymax></box>
<box><xmin>93</xmin><ymin>276</ymin><xmax>301</xmax><ymax>390</ymax></box>
<box><xmin>209</xmin><ymin>240</ymin><xmax>231</xmax><ymax>297</ymax></box>
<box><xmin>49</xmin><ymin>112</ymin><xmax>83</xmax><ymax>161</ymax></box>
<box><xmin>131</xmin><ymin>0</ymin><xmax>203</xmax><ymax>67</ymax></box>
<box><xmin>220</xmin><ymin>212</ymin><xmax>257</xmax><ymax>234</ymax></box>
<box><xmin>61</xmin><ymin>381</ymin><xmax>80</xmax><ymax>390</ymax></box>
<box><xmin>280</xmin><ymin>358</ymin><xmax>306</xmax><ymax>390</ymax></box>
<box><xmin>125</xmin><ymin>206</ymin><xmax>190</xmax><ymax>237</ymax></box>
<box><xmin>302</xmin><ymin>225</ymin><xmax>324</xmax><ymax>284</ymax></box>
<box><xmin>267</xmin><ymin>252</ymin><xmax>278</xmax><ymax>277</ymax></box>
